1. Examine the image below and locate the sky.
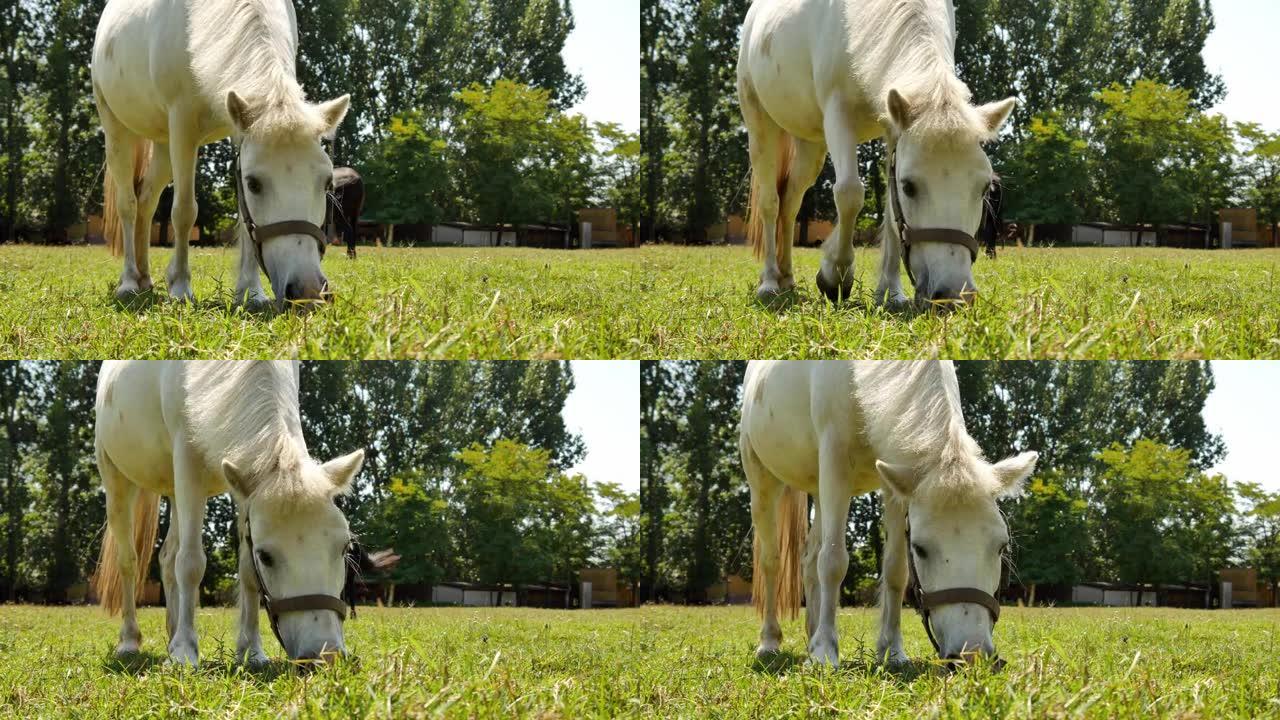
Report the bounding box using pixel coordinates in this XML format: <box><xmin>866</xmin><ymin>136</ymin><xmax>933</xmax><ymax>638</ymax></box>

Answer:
<box><xmin>1202</xmin><ymin>0</ymin><xmax>1280</xmax><ymax>132</ymax></box>
<box><xmin>563</xmin><ymin>361</ymin><xmax>640</xmax><ymax>493</ymax></box>
<box><xmin>1203</xmin><ymin>361</ymin><xmax>1280</xmax><ymax>491</ymax></box>
<box><xmin>561</xmin><ymin>0</ymin><xmax>640</xmax><ymax>132</ymax></box>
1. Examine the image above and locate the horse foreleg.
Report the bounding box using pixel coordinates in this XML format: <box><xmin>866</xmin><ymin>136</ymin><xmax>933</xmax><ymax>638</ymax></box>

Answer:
<box><xmin>818</xmin><ymin>103</ymin><xmax>866</xmax><ymax>304</ymax></box>
<box><xmin>877</xmin><ymin>495</ymin><xmax>910</xmax><ymax>665</ymax></box>
<box><xmin>166</xmin><ymin>125</ymin><xmax>199</xmax><ymax>301</ymax></box>
<box><xmin>235</xmin><ymin>523</ymin><xmax>269</xmax><ymax>666</ymax></box>
<box><xmin>744</xmin><ymin>441</ymin><xmax>784</xmax><ymax>656</ymax></box>
<box><xmin>810</xmin><ymin>434</ymin><xmax>854</xmax><ymax>667</ymax></box>
<box><xmin>168</xmin><ymin>438</ymin><xmax>206</xmax><ymax>666</ymax></box>
<box><xmin>102</xmin><ymin>464</ymin><xmax>142</xmax><ymax>655</ymax></box>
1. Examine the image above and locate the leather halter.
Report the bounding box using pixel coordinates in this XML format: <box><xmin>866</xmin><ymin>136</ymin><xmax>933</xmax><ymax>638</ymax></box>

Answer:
<box><xmin>887</xmin><ymin>141</ymin><xmax>980</xmax><ymax>288</ymax></box>
<box><xmin>233</xmin><ymin>143</ymin><xmax>328</xmax><ymax>278</ymax></box>
<box><xmin>241</xmin><ymin>512</ymin><xmax>359</xmax><ymax>653</ymax></box>
<box><xmin>904</xmin><ymin>518</ymin><xmax>1002</xmax><ymax>655</ymax></box>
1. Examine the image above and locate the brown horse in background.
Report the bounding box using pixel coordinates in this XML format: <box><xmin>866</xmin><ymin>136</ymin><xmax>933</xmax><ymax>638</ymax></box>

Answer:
<box><xmin>329</xmin><ymin>167</ymin><xmax>365</xmax><ymax>258</ymax></box>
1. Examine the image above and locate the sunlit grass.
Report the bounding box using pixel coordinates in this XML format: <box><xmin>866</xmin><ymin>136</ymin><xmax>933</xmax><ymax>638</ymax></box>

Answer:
<box><xmin>2</xmin><ymin>604</ymin><xmax>1277</xmax><ymax>718</ymax></box>
<box><xmin>1</xmin><ymin>243</ymin><xmax>1277</xmax><ymax>358</ymax></box>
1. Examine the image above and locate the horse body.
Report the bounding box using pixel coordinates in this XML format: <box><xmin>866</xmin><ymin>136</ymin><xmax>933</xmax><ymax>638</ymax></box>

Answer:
<box><xmin>92</xmin><ymin>0</ymin><xmax>349</xmax><ymax>309</ymax></box>
<box><xmin>740</xmin><ymin>360</ymin><xmax>1038</xmax><ymax>665</ymax></box>
<box><xmin>94</xmin><ymin>360</ymin><xmax>366</xmax><ymax>666</ymax></box>
<box><xmin>738</xmin><ymin>0</ymin><xmax>1015</xmax><ymax>307</ymax></box>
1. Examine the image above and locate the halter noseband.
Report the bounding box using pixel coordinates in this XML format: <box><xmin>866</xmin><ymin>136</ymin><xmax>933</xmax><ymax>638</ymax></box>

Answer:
<box><xmin>887</xmin><ymin>141</ymin><xmax>980</xmax><ymax>288</ymax></box>
<box><xmin>233</xmin><ymin>143</ymin><xmax>329</xmax><ymax>278</ymax></box>
<box><xmin>903</xmin><ymin>518</ymin><xmax>1002</xmax><ymax>655</ymax></box>
<box><xmin>241</xmin><ymin>511</ymin><xmax>360</xmax><ymax>653</ymax></box>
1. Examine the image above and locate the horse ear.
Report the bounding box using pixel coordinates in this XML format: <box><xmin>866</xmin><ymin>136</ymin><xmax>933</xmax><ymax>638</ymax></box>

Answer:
<box><xmin>876</xmin><ymin>460</ymin><xmax>920</xmax><ymax>499</ymax></box>
<box><xmin>322</xmin><ymin>448</ymin><xmax>365</xmax><ymax>493</ymax></box>
<box><xmin>225</xmin><ymin>91</ymin><xmax>259</xmax><ymax>134</ymax></box>
<box><xmin>977</xmin><ymin>97</ymin><xmax>1017</xmax><ymax>134</ymax></box>
<box><xmin>886</xmin><ymin>88</ymin><xmax>914</xmax><ymax>131</ymax></box>
<box><xmin>991</xmin><ymin>451</ymin><xmax>1038</xmax><ymax>497</ymax></box>
<box><xmin>222</xmin><ymin>459</ymin><xmax>251</xmax><ymax>499</ymax></box>
<box><xmin>315</xmin><ymin>95</ymin><xmax>351</xmax><ymax>139</ymax></box>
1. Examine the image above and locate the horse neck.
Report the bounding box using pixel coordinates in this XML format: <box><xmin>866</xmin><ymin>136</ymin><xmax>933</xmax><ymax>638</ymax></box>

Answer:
<box><xmin>189</xmin><ymin>0</ymin><xmax>306</xmax><ymax>118</ymax></box>
<box><xmin>856</xmin><ymin>362</ymin><xmax>981</xmax><ymax>474</ymax></box>
<box><xmin>854</xmin><ymin>0</ymin><xmax>964</xmax><ymax>118</ymax></box>
<box><xmin>185</xmin><ymin>361</ymin><xmax>310</xmax><ymax>486</ymax></box>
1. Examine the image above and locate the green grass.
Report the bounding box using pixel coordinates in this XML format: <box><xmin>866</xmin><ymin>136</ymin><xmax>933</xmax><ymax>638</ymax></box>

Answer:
<box><xmin>2</xmin><ymin>243</ymin><xmax>1279</xmax><ymax>358</ymax></box>
<box><xmin>3</xmin><ymin>605</ymin><xmax>1279</xmax><ymax>718</ymax></box>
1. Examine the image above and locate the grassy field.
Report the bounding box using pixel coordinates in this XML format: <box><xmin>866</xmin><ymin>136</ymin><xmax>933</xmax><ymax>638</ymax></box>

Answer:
<box><xmin>2</xmin><ymin>605</ymin><xmax>1278</xmax><ymax>718</ymax></box>
<box><xmin>2</xmin><ymin>243</ymin><xmax>1278</xmax><ymax>358</ymax></box>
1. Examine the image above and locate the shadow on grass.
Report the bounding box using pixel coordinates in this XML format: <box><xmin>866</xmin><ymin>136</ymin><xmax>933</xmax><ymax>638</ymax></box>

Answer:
<box><xmin>102</xmin><ymin>649</ymin><xmax>332</xmax><ymax>683</ymax></box>
<box><xmin>105</xmin><ymin>283</ymin><xmax>280</xmax><ymax>319</ymax></box>
<box><xmin>750</xmin><ymin>649</ymin><xmax>948</xmax><ymax>684</ymax></box>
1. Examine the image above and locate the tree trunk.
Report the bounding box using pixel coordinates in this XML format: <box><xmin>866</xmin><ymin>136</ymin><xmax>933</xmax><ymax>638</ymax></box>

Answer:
<box><xmin>1028</xmin><ymin>583</ymin><xmax>1037</xmax><ymax>606</ymax></box>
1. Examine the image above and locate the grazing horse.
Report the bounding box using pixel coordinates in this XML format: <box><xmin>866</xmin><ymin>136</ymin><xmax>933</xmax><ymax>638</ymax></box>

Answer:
<box><xmin>328</xmin><ymin>167</ymin><xmax>365</xmax><ymax>259</ymax></box>
<box><xmin>93</xmin><ymin>361</ymin><xmax>367</xmax><ymax>666</ymax></box>
<box><xmin>740</xmin><ymin>361</ymin><xmax>1038</xmax><ymax>666</ymax></box>
<box><xmin>93</xmin><ymin>0</ymin><xmax>350</xmax><ymax>310</ymax></box>
<box><xmin>738</xmin><ymin>0</ymin><xmax>1016</xmax><ymax>308</ymax></box>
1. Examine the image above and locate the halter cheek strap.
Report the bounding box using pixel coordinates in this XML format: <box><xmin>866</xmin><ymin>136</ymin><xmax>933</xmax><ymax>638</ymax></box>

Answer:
<box><xmin>887</xmin><ymin>141</ymin><xmax>981</xmax><ymax>289</ymax></box>
<box><xmin>904</xmin><ymin>519</ymin><xmax>1002</xmax><ymax>654</ymax></box>
<box><xmin>242</xmin><ymin>512</ymin><xmax>356</xmax><ymax>653</ymax></box>
<box><xmin>233</xmin><ymin>144</ymin><xmax>329</xmax><ymax>278</ymax></box>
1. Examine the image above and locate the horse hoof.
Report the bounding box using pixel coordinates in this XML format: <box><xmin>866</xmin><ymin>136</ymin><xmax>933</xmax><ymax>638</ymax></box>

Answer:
<box><xmin>815</xmin><ymin>270</ymin><xmax>852</xmax><ymax>304</ymax></box>
<box><xmin>168</xmin><ymin>284</ymin><xmax>194</xmax><ymax>303</ymax></box>
<box><xmin>755</xmin><ymin>285</ymin><xmax>795</xmax><ymax>309</ymax></box>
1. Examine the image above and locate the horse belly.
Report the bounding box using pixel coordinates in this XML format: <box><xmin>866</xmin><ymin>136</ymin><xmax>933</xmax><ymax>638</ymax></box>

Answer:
<box><xmin>741</xmin><ymin>4</ymin><xmax>826</xmax><ymax>141</ymax></box>
<box><xmin>742</xmin><ymin>361</ymin><xmax>822</xmax><ymax>493</ymax></box>
<box><xmin>92</xmin><ymin>0</ymin><xmax>202</xmax><ymax>141</ymax></box>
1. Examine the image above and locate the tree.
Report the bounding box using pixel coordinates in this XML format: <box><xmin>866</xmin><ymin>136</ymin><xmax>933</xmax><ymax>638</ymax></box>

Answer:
<box><xmin>1238</xmin><ymin>483</ymin><xmax>1280</xmax><ymax>606</ymax></box>
<box><xmin>364</xmin><ymin>474</ymin><xmax>450</xmax><ymax>601</ymax></box>
<box><xmin>1003</xmin><ymin>114</ymin><xmax>1090</xmax><ymax>231</ymax></box>
<box><xmin>360</xmin><ymin>113</ymin><xmax>449</xmax><ymax>238</ymax></box>
<box><xmin>595</xmin><ymin>122</ymin><xmax>643</xmax><ymax>236</ymax></box>
<box><xmin>1007</xmin><ymin>471</ymin><xmax>1088</xmax><ymax>604</ymax></box>
<box><xmin>1237</xmin><ymin>123</ymin><xmax>1280</xmax><ymax>246</ymax></box>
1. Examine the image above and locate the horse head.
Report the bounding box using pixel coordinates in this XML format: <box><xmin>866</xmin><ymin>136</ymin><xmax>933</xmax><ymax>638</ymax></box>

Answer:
<box><xmin>223</xmin><ymin>448</ymin><xmax>365</xmax><ymax>663</ymax></box>
<box><xmin>876</xmin><ymin>450</ymin><xmax>1038</xmax><ymax>662</ymax></box>
<box><xmin>225</xmin><ymin>90</ymin><xmax>350</xmax><ymax>311</ymax></box>
<box><xmin>883</xmin><ymin>87</ymin><xmax>1016</xmax><ymax>308</ymax></box>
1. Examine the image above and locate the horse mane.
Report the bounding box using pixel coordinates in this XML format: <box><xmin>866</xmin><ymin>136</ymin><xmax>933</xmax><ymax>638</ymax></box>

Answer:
<box><xmin>851</xmin><ymin>0</ymin><xmax>994</xmax><ymax>143</ymax></box>
<box><xmin>188</xmin><ymin>0</ymin><xmax>327</xmax><ymax>140</ymax></box>
<box><xmin>183</xmin><ymin>361</ymin><xmax>328</xmax><ymax>501</ymax></box>
<box><xmin>853</xmin><ymin>361</ymin><xmax>996</xmax><ymax>500</ymax></box>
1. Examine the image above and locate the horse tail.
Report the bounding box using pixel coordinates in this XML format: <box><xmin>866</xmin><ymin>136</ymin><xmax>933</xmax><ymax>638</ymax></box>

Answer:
<box><xmin>94</xmin><ymin>488</ymin><xmax>160</xmax><ymax>616</ymax></box>
<box><xmin>748</xmin><ymin>134</ymin><xmax>795</xmax><ymax>263</ymax></box>
<box><xmin>103</xmin><ymin>140</ymin><xmax>153</xmax><ymax>260</ymax></box>
<box><xmin>753</xmin><ymin>484</ymin><xmax>808</xmax><ymax>620</ymax></box>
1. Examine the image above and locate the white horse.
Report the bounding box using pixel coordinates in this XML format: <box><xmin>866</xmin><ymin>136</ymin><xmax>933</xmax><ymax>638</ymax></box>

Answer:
<box><xmin>740</xmin><ymin>360</ymin><xmax>1037</xmax><ymax>666</ymax></box>
<box><xmin>738</xmin><ymin>0</ymin><xmax>1016</xmax><ymax>307</ymax></box>
<box><xmin>93</xmin><ymin>0</ymin><xmax>349</xmax><ymax>309</ymax></box>
<box><xmin>93</xmin><ymin>361</ymin><xmax>366</xmax><ymax>666</ymax></box>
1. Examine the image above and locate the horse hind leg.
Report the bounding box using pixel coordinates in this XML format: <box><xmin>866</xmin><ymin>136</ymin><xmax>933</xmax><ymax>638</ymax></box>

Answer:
<box><xmin>166</xmin><ymin>120</ymin><xmax>201</xmax><ymax>302</ymax></box>
<box><xmin>99</xmin><ymin>101</ymin><xmax>149</xmax><ymax>298</ymax></box>
<box><xmin>158</xmin><ymin>509</ymin><xmax>178</xmax><ymax>643</ymax></box>
<box><xmin>876</xmin><ymin>495</ymin><xmax>910</xmax><ymax>665</ymax></box>
<box><xmin>778</xmin><ymin>138</ymin><xmax>827</xmax><ymax>291</ymax></box>
<box><xmin>802</xmin><ymin>496</ymin><xmax>823</xmax><ymax>646</ymax></box>
<box><xmin>741</xmin><ymin>85</ymin><xmax>789</xmax><ymax>303</ymax></box>
<box><xmin>131</xmin><ymin>143</ymin><xmax>173</xmax><ymax>298</ymax></box>
<box><xmin>744</xmin><ymin>439</ymin><xmax>784</xmax><ymax>656</ymax></box>
<box><xmin>100</xmin><ymin>455</ymin><xmax>143</xmax><ymax>655</ymax></box>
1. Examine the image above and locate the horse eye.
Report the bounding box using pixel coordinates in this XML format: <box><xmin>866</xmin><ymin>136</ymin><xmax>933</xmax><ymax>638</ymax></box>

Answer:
<box><xmin>912</xmin><ymin>543</ymin><xmax>927</xmax><ymax>560</ymax></box>
<box><xmin>257</xmin><ymin>550</ymin><xmax>274</xmax><ymax>568</ymax></box>
<box><xmin>902</xmin><ymin>180</ymin><xmax>917</xmax><ymax>198</ymax></box>
<box><xmin>246</xmin><ymin>176</ymin><xmax>262</xmax><ymax>194</ymax></box>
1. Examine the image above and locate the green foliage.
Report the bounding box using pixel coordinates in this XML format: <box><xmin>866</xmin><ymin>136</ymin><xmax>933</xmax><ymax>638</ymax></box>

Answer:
<box><xmin>366</xmin><ymin>475</ymin><xmax>449</xmax><ymax>587</ymax></box>
<box><xmin>1008</xmin><ymin>472</ymin><xmax>1088</xmax><ymax>591</ymax></box>
<box><xmin>1095</xmin><ymin>439</ymin><xmax>1236</xmax><ymax>585</ymax></box>
<box><xmin>1236</xmin><ymin>123</ymin><xmax>1280</xmax><ymax>244</ymax></box>
<box><xmin>1003</xmin><ymin>114</ymin><xmax>1090</xmax><ymax>227</ymax></box>
<box><xmin>360</xmin><ymin>113</ymin><xmax>448</xmax><ymax>228</ymax></box>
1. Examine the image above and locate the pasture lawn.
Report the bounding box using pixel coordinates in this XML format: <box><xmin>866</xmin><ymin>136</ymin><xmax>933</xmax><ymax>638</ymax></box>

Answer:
<box><xmin>2</xmin><ymin>606</ymin><xmax>1279</xmax><ymax>719</ymax></box>
<box><xmin>1</xmin><ymin>243</ymin><xmax>1278</xmax><ymax>359</ymax></box>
